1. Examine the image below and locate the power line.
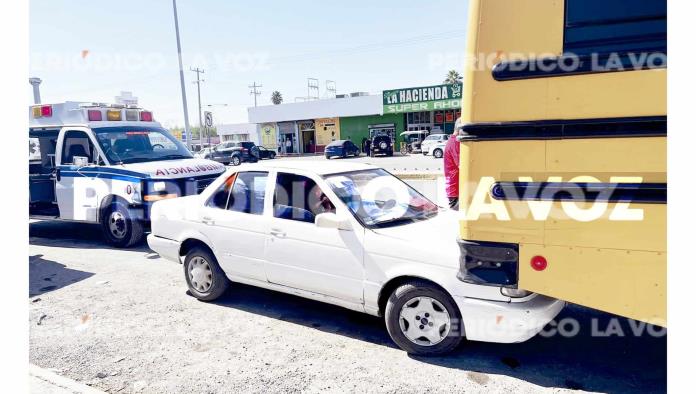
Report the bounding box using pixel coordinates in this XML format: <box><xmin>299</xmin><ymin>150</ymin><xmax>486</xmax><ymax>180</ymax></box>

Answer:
<box><xmin>249</xmin><ymin>81</ymin><xmax>262</xmax><ymax>107</ymax></box>
<box><xmin>190</xmin><ymin>67</ymin><xmax>205</xmax><ymax>147</ymax></box>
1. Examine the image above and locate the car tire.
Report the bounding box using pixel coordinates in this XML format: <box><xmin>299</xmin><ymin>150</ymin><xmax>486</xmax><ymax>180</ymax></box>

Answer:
<box><xmin>325</xmin><ymin>155</ymin><xmax>331</xmax><ymax>159</ymax></box>
<box><xmin>433</xmin><ymin>148</ymin><xmax>444</xmax><ymax>159</ymax></box>
<box><xmin>101</xmin><ymin>200</ymin><xmax>144</xmax><ymax>248</ymax></box>
<box><xmin>231</xmin><ymin>155</ymin><xmax>242</xmax><ymax>166</ymax></box>
<box><xmin>184</xmin><ymin>246</ymin><xmax>229</xmax><ymax>301</ymax></box>
<box><xmin>384</xmin><ymin>280</ymin><xmax>464</xmax><ymax>356</ymax></box>
<box><xmin>387</xmin><ymin>150</ymin><xmax>394</xmax><ymax>157</ymax></box>
<box><xmin>270</xmin><ymin>153</ymin><xmax>276</xmax><ymax>159</ymax></box>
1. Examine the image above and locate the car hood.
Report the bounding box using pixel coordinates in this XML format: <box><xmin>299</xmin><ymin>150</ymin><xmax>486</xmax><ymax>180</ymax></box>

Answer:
<box><xmin>367</xmin><ymin>209</ymin><xmax>462</xmax><ymax>268</ymax></box>
<box><xmin>120</xmin><ymin>158</ymin><xmax>226</xmax><ymax>179</ymax></box>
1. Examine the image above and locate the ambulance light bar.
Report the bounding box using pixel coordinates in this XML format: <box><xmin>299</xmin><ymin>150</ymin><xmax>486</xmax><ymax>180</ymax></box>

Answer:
<box><xmin>87</xmin><ymin>110</ymin><xmax>102</xmax><ymax>121</ymax></box>
<box><xmin>106</xmin><ymin>109</ymin><xmax>122</xmax><ymax>121</ymax></box>
<box><xmin>32</xmin><ymin>105</ymin><xmax>53</xmax><ymax>118</ymax></box>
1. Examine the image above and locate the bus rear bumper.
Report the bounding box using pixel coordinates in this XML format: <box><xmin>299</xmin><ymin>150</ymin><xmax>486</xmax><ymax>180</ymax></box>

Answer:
<box><xmin>454</xmin><ymin>294</ymin><xmax>565</xmax><ymax>343</ymax></box>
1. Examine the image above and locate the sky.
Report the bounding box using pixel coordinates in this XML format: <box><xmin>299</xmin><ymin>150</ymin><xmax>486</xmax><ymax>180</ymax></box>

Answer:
<box><xmin>29</xmin><ymin>0</ymin><xmax>469</xmax><ymax>127</ymax></box>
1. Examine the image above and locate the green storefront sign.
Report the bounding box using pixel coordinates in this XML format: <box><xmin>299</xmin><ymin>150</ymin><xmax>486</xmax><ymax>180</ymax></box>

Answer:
<box><xmin>383</xmin><ymin>83</ymin><xmax>463</xmax><ymax>114</ymax></box>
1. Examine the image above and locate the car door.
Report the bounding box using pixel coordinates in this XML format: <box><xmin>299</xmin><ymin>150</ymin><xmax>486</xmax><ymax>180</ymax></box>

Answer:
<box><xmin>55</xmin><ymin>128</ymin><xmax>104</xmax><ymax>221</ymax></box>
<box><xmin>198</xmin><ymin>171</ymin><xmax>270</xmax><ymax>282</ymax></box>
<box><xmin>264</xmin><ymin>171</ymin><xmax>365</xmax><ymax>303</ymax></box>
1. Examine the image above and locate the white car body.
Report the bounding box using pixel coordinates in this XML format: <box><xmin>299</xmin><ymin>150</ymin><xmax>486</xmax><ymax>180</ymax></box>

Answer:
<box><xmin>421</xmin><ymin>134</ymin><xmax>448</xmax><ymax>155</ymax></box>
<box><xmin>425</xmin><ymin>141</ymin><xmax>447</xmax><ymax>158</ymax></box>
<box><xmin>148</xmin><ymin>161</ymin><xmax>563</xmax><ymax>345</ymax></box>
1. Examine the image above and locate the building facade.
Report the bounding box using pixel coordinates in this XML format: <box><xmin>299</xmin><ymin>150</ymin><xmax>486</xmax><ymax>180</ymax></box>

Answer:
<box><xmin>246</xmin><ymin>82</ymin><xmax>463</xmax><ymax>154</ymax></box>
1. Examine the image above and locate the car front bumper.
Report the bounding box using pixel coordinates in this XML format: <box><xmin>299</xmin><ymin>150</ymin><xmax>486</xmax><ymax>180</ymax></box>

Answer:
<box><xmin>453</xmin><ymin>294</ymin><xmax>565</xmax><ymax>343</ymax></box>
<box><xmin>146</xmin><ymin>234</ymin><xmax>181</xmax><ymax>263</ymax></box>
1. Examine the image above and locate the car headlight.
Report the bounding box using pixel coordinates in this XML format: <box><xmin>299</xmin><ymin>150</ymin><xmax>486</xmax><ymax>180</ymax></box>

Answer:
<box><xmin>501</xmin><ymin>287</ymin><xmax>533</xmax><ymax>298</ymax></box>
<box><xmin>153</xmin><ymin>181</ymin><xmax>166</xmax><ymax>192</ymax></box>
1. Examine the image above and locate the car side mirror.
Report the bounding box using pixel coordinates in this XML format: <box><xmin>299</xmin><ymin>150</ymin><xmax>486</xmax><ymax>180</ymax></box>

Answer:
<box><xmin>315</xmin><ymin>212</ymin><xmax>352</xmax><ymax>231</ymax></box>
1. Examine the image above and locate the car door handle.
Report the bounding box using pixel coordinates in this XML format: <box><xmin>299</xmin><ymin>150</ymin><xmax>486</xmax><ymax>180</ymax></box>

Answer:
<box><xmin>270</xmin><ymin>228</ymin><xmax>286</xmax><ymax>237</ymax></box>
<box><xmin>202</xmin><ymin>216</ymin><xmax>215</xmax><ymax>225</ymax></box>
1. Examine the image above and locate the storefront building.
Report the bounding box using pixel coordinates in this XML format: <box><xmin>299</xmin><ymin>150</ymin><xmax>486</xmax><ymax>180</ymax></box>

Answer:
<box><xmin>246</xmin><ymin>82</ymin><xmax>463</xmax><ymax>154</ymax></box>
<box><xmin>383</xmin><ymin>83</ymin><xmax>462</xmax><ymax>134</ymax></box>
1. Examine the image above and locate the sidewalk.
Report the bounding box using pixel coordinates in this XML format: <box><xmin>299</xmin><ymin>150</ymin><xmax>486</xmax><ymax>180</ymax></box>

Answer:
<box><xmin>29</xmin><ymin>364</ymin><xmax>105</xmax><ymax>394</ymax></box>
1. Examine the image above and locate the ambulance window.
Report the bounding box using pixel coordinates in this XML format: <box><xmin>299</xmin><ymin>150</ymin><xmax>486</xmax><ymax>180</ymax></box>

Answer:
<box><xmin>62</xmin><ymin>130</ymin><xmax>95</xmax><ymax>165</ymax></box>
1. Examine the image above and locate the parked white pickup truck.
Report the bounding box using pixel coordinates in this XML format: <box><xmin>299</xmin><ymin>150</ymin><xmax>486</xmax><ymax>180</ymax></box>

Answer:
<box><xmin>147</xmin><ymin>161</ymin><xmax>564</xmax><ymax>355</ymax></box>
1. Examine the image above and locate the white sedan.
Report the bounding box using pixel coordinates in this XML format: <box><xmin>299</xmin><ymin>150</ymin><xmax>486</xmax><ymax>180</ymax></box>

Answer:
<box><xmin>424</xmin><ymin>141</ymin><xmax>447</xmax><ymax>158</ymax></box>
<box><xmin>147</xmin><ymin>161</ymin><xmax>564</xmax><ymax>355</ymax></box>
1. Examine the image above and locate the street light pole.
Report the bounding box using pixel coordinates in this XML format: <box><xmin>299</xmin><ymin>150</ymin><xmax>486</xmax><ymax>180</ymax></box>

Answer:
<box><xmin>190</xmin><ymin>67</ymin><xmax>205</xmax><ymax>150</ymax></box>
<box><xmin>172</xmin><ymin>0</ymin><xmax>192</xmax><ymax>149</ymax></box>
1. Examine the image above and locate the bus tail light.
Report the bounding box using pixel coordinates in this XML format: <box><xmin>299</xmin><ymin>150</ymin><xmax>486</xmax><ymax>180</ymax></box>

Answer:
<box><xmin>140</xmin><ymin>111</ymin><xmax>153</xmax><ymax>121</ymax></box>
<box><xmin>531</xmin><ymin>255</ymin><xmax>548</xmax><ymax>271</ymax></box>
<box><xmin>87</xmin><ymin>110</ymin><xmax>102</xmax><ymax>121</ymax></box>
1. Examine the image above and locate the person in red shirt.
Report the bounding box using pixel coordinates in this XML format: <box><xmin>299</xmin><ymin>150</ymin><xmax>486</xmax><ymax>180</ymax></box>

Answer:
<box><xmin>443</xmin><ymin>128</ymin><xmax>460</xmax><ymax>209</ymax></box>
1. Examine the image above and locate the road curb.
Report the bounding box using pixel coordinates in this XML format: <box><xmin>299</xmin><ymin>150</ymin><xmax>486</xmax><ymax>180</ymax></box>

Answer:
<box><xmin>29</xmin><ymin>364</ymin><xmax>105</xmax><ymax>394</ymax></box>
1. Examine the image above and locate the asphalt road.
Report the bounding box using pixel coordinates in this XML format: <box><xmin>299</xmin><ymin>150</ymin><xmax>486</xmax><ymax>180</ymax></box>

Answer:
<box><xmin>29</xmin><ymin>218</ymin><xmax>666</xmax><ymax>394</ymax></box>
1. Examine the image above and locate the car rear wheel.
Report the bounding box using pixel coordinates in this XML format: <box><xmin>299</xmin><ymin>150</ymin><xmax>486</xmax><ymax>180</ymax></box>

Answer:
<box><xmin>184</xmin><ymin>247</ymin><xmax>229</xmax><ymax>301</ymax></box>
<box><xmin>385</xmin><ymin>280</ymin><xmax>463</xmax><ymax>355</ymax></box>
<box><xmin>433</xmin><ymin>148</ymin><xmax>444</xmax><ymax>158</ymax></box>
<box><xmin>231</xmin><ymin>155</ymin><xmax>242</xmax><ymax>166</ymax></box>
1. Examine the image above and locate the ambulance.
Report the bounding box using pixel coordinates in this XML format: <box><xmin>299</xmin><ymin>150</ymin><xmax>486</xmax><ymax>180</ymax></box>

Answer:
<box><xmin>29</xmin><ymin>102</ymin><xmax>226</xmax><ymax>247</ymax></box>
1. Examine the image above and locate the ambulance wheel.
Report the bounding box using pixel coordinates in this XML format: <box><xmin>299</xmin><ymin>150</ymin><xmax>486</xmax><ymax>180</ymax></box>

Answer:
<box><xmin>101</xmin><ymin>201</ymin><xmax>144</xmax><ymax>248</ymax></box>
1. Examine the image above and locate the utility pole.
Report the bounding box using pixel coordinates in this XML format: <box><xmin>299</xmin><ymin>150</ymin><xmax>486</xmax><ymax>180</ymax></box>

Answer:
<box><xmin>191</xmin><ymin>67</ymin><xmax>205</xmax><ymax>148</ymax></box>
<box><xmin>249</xmin><ymin>82</ymin><xmax>262</xmax><ymax>107</ymax></box>
<box><xmin>172</xmin><ymin>0</ymin><xmax>192</xmax><ymax>149</ymax></box>
<box><xmin>29</xmin><ymin>77</ymin><xmax>42</xmax><ymax>104</ymax></box>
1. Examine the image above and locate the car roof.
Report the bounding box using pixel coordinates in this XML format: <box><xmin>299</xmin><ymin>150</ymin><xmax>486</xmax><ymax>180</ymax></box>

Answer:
<box><xmin>230</xmin><ymin>159</ymin><xmax>378</xmax><ymax>176</ymax></box>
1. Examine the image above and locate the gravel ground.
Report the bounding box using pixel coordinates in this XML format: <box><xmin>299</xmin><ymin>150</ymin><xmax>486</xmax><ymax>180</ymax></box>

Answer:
<box><xmin>29</xmin><ymin>220</ymin><xmax>666</xmax><ymax>394</ymax></box>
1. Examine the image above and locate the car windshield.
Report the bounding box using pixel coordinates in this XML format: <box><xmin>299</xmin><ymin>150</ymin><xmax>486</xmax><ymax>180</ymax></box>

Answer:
<box><xmin>93</xmin><ymin>126</ymin><xmax>192</xmax><ymax>164</ymax></box>
<box><xmin>324</xmin><ymin>169</ymin><xmax>439</xmax><ymax>228</ymax></box>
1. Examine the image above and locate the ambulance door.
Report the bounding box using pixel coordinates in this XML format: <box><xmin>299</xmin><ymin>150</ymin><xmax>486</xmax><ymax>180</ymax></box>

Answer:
<box><xmin>55</xmin><ymin>128</ymin><xmax>105</xmax><ymax>221</ymax></box>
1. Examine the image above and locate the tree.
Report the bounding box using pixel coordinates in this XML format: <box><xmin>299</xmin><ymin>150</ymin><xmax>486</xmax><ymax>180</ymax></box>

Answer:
<box><xmin>271</xmin><ymin>91</ymin><xmax>283</xmax><ymax>105</ymax></box>
<box><xmin>444</xmin><ymin>70</ymin><xmax>462</xmax><ymax>85</ymax></box>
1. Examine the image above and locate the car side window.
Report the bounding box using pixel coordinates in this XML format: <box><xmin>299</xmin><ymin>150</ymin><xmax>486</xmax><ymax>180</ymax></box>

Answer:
<box><xmin>206</xmin><ymin>173</ymin><xmax>237</xmax><ymax>209</ymax></box>
<box><xmin>227</xmin><ymin>172</ymin><xmax>268</xmax><ymax>215</ymax></box>
<box><xmin>61</xmin><ymin>130</ymin><xmax>97</xmax><ymax>165</ymax></box>
<box><xmin>273</xmin><ymin>173</ymin><xmax>336</xmax><ymax>223</ymax></box>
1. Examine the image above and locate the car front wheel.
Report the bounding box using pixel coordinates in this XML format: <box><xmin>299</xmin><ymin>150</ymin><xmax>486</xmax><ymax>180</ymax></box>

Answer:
<box><xmin>101</xmin><ymin>201</ymin><xmax>144</xmax><ymax>247</ymax></box>
<box><xmin>433</xmin><ymin>148</ymin><xmax>444</xmax><ymax>158</ymax></box>
<box><xmin>231</xmin><ymin>155</ymin><xmax>242</xmax><ymax>166</ymax></box>
<box><xmin>184</xmin><ymin>247</ymin><xmax>229</xmax><ymax>301</ymax></box>
<box><xmin>384</xmin><ymin>280</ymin><xmax>464</xmax><ymax>355</ymax></box>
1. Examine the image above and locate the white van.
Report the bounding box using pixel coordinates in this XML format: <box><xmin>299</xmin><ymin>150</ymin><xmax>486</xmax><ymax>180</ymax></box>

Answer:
<box><xmin>29</xmin><ymin>102</ymin><xmax>226</xmax><ymax>247</ymax></box>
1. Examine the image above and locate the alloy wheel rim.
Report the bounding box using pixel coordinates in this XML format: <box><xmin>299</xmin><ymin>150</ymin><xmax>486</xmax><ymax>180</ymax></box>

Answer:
<box><xmin>108</xmin><ymin>211</ymin><xmax>127</xmax><ymax>239</ymax></box>
<box><xmin>398</xmin><ymin>296</ymin><xmax>451</xmax><ymax>346</ymax></box>
<box><xmin>189</xmin><ymin>256</ymin><xmax>213</xmax><ymax>293</ymax></box>
<box><xmin>233</xmin><ymin>156</ymin><xmax>241</xmax><ymax>165</ymax></box>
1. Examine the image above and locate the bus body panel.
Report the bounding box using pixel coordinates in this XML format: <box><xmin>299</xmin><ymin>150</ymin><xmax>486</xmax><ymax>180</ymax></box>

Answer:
<box><xmin>459</xmin><ymin>0</ymin><xmax>666</xmax><ymax>325</ymax></box>
<box><xmin>463</xmin><ymin>0</ymin><xmax>666</xmax><ymax>123</ymax></box>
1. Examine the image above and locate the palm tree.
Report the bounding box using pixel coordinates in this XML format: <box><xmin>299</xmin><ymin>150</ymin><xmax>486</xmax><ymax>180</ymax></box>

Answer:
<box><xmin>271</xmin><ymin>91</ymin><xmax>283</xmax><ymax>105</ymax></box>
<box><xmin>443</xmin><ymin>70</ymin><xmax>462</xmax><ymax>85</ymax></box>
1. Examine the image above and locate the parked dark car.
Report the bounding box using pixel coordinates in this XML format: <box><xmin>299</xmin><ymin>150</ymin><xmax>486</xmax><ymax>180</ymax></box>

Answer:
<box><xmin>257</xmin><ymin>146</ymin><xmax>277</xmax><ymax>159</ymax></box>
<box><xmin>325</xmin><ymin>140</ymin><xmax>360</xmax><ymax>159</ymax></box>
<box><xmin>369</xmin><ymin>135</ymin><xmax>394</xmax><ymax>157</ymax></box>
<box><xmin>208</xmin><ymin>141</ymin><xmax>259</xmax><ymax>165</ymax></box>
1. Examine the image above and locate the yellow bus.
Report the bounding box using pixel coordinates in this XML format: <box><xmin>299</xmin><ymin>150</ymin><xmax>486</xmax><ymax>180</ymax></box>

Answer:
<box><xmin>457</xmin><ymin>0</ymin><xmax>666</xmax><ymax>325</ymax></box>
